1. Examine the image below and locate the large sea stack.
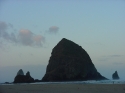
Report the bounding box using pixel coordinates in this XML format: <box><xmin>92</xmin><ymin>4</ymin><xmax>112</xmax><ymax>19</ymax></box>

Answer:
<box><xmin>42</xmin><ymin>38</ymin><xmax>107</xmax><ymax>81</ymax></box>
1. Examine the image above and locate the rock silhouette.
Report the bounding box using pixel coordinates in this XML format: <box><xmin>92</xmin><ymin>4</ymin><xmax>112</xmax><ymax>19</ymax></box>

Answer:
<box><xmin>112</xmin><ymin>71</ymin><xmax>120</xmax><ymax>80</ymax></box>
<box><xmin>17</xmin><ymin>69</ymin><xmax>24</xmax><ymax>75</ymax></box>
<box><xmin>14</xmin><ymin>69</ymin><xmax>34</xmax><ymax>83</ymax></box>
<box><xmin>42</xmin><ymin>38</ymin><xmax>107</xmax><ymax>81</ymax></box>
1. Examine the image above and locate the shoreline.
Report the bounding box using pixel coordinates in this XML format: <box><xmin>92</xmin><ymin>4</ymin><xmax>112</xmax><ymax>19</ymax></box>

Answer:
<box><xmin>1</xmin><ymin>79</ymin><xmax>125</xmax><ymax>85</ymax></box>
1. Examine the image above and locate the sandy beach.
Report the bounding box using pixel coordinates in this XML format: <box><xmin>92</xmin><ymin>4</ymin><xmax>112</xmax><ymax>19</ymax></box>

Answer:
<box><xmin>0</xmin><ymin>84</ymin><xmax>125</xmax><ymax>93</ymax></box>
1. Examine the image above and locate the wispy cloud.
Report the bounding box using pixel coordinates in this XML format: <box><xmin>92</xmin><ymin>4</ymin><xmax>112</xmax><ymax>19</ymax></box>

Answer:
<box><xmin>109</xmin><ymin>55</ymin><xmax>123</xmax><ymax>57</ymax></box>
<box><xmin>0</xmin><ymin>21</ymin><xmax>45</xmax><ymax>47</ymax></box>
<box><xmin>99</xmin><ymin>55</ymin><xmax>123</xmax><ymax>62</ymax></box>
<box><xmin>18</xmin><ymin>29</ymin><xmax>45</xmax><ymax>47</ymax></box>
<box><xmin>33</xmin><ymin>35</ymin><xmax>45</xmax><ymax>46</ymax></box>
<box><xmin>0</xmin><ymin>21</ymin><xmax>8</xmax><ymax>38</ymax></box>
<box><xmin>47</xmin><ymin>26</ymin><xmax>59</xmax><ymax>34</ymax></box>
<box><xmin>0</xmin><ymin>21</ymin><xmax>17</xmax><ymax>43</ymax></box>
<box><xmin>8</xmin><ymin>23</ymin><xmax>13</xmax><ymax>28</ymax></box>
<box><xmin>113</xmin><ymin>62</ymin><xmax>124</xmax><ymax>65</ymax></box>
<box><xmin>0</xmin><ymin>21</ymin><xmax>60</xmax><ymax>48</ymax></box>
<box><xmin>101</xmin><ymin>55</ymin><xmax>123</xmax><ymax>58</ymax></box>
<box><xmin>19</xmin><ymin>29</ymin><xmax>33</xmax><ymax>46</ymax></box>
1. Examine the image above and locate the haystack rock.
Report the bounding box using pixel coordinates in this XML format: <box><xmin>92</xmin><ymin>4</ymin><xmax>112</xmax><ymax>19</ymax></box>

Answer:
<box><xmin>42</xmin><ymin>38</ymin><xmax>107</xmax><ymax>81</ymax></box>
<box><xmin>112</xmin><ymin>71</ymin><xmax>120</xmax><ymax>80</ymax></box>
<box><xmin>14</xmin><ymin>69</ymin><xmax>34</xmax><ymax>83</ymax></box>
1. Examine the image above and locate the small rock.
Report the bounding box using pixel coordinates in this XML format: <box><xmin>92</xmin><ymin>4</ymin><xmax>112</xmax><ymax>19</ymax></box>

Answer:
<box><xmin>17</xmin><ymin>69</ymin><xmax>24</xmax><ymax>76</ymax></box>
<box><xmin>112</xmin><ymin>71</ymin><xmax>120</xmax><ymax>80</ymax></box>
<box><xmin>14</xmin><ymin>69</ymin><xmax>34</xmax><ymax>83</ymax></box>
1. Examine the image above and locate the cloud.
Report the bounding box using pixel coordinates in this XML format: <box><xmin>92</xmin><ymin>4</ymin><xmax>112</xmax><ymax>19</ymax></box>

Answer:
<box><xmin>0</xmin><ymin>21</ymin><xmax>17</xmax><ymax>43</ymax></box>
<box><xmin>0</xmin><ymin>41</ymin><xmax>3</xmax><ymax>48</ymax></box>
<box><xmin>18</xmin><ymin>29</ymin><xmax>45</xmax><ymax>46</ymax></box>
<box><xmin>8</xmin><ymin>23</ymin><xmax>13</xmax><ymax>29</ymax></box>
<box><xmin>10</xmin><ymin>32</ymin><xmax>17</xmax><ymax>43</ymax></box>
<box><xmin>99</xmin><ymin>55</ymin><xmax>123</xmax><ymax>62</ymax></box>
<box><xmin>113</xmin><ymin>62</ymin><xmax>124</xmax><ymax>65</ymax></box>
<box><xmin>0</xmin><ymin>21</ymin><xmax>8</xmax><ymax>30</ymax></box>
<box><xmin>48</xmin><ymin>26</ymin><xmax>59</xmax><ymax>34</ymax></box>
<box><xmin>19</xmin><ymin>29</ymin><xmax>33</xmax><ymax>46</ymax></box>
<box><xmin>33</xmin><ymin>35</ymin><xmax>45</xmax><ymax>46</ymax></box>
<box><xmin>0</xmin><ymin>21</ymin><xmax>45</xmax><ymax>47</ymax></box>
<box><xmin>109</xmin><ymin>55</ymin><xmax>123</xmax><ymax>57</ymax></box>
<box><xmin>101</xmin><ymin>55</ymin><xmax>123</xmax><ymax>58</ymax></box>
<box><xmin>0</xmin><ymin>21</ymin><xmax>8</xmax><ymax>37</ymax></box>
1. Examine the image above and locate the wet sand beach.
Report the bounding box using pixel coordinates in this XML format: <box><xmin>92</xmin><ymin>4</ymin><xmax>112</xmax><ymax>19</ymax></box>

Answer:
<box><xmin>0</xmin><ymin>84</ymin><xmax>125</xmax><ymax>93</ymax></box>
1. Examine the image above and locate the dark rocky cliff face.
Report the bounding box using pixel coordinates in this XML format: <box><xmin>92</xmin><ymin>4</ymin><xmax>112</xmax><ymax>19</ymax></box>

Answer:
<box><xmin>42</xmin><ymin>38</ymin><xmax>107</xmax><ymax>81</ymax></box>
<box><xmin>14</xmin><ymin>69</ymin><xmax>34</xmax><ymax>83</ymax></box>
<box><xmin>112</xmin><ymin>71</ymin><xmax>120</xmax><ymax>80</ymax></box>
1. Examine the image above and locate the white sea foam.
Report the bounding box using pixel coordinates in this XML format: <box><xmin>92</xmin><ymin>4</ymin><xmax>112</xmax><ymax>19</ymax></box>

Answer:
<box><xmin>1</xmin><ymin>80</ymin><xmax>125</xmax><ymax>85</ymax></box>
<box><xmin>31</xmin><ymin>80</ymin><xmax>125</xmax><ymax>84</ymax></box>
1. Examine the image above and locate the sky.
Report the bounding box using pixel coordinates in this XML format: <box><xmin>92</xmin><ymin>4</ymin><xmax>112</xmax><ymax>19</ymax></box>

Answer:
<box><xmin>0</xmin><ymin>0</ymin><xmax>125</xmax><ymax>83</ymax></box>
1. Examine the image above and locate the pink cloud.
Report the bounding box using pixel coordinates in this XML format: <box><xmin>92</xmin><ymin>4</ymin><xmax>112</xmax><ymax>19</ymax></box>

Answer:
<box><xmin>19</xmin><ymin>29</ymin><xmax>45</xmax><ymax>46</ymax></box>
<box><xmin>48</xmin><ymin>26</ymin><xmax>59</xmax><ymax>34</ymax></box>
<box><xmin>33</xmin><ymin>35</ymin><xmax>45</xmax><ymax>46</ymax></box>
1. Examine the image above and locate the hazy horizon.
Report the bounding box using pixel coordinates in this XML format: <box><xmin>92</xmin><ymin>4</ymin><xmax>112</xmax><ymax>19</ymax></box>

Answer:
<box><xmin>0</xmin><ymin>63</ymin><xmax>125</xmax><ymax>83</ymax></box>
<box><xmin>0</xmin><ymin>0</ymin><xmax>125</xmax><ymax>83</ymax></box>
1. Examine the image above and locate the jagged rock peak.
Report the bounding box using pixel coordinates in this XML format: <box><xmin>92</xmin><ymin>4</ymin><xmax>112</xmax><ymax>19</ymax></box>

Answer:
<box><xmin>42</xmin><ymin>38</ymin><xmax>107</xmax><ymax>81</ymax></box>
<box><xmin>14</xmin><ymin>70</ymin><xmax>34</xmax><ymax>83</ymax></box>
<box><xmin>17</xmin><ymin>69</ymin><xmax>24</xmax><ymax>76</ymax></box>
<box><xmin>26</xmin><ymin>71</ymin><xmax>30</xmax><ymax>76</ymax></box>
<box><xmin>112</xmin><ymin>71</ymin><xmax>120</xmax><ymax>80</ymax></box>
